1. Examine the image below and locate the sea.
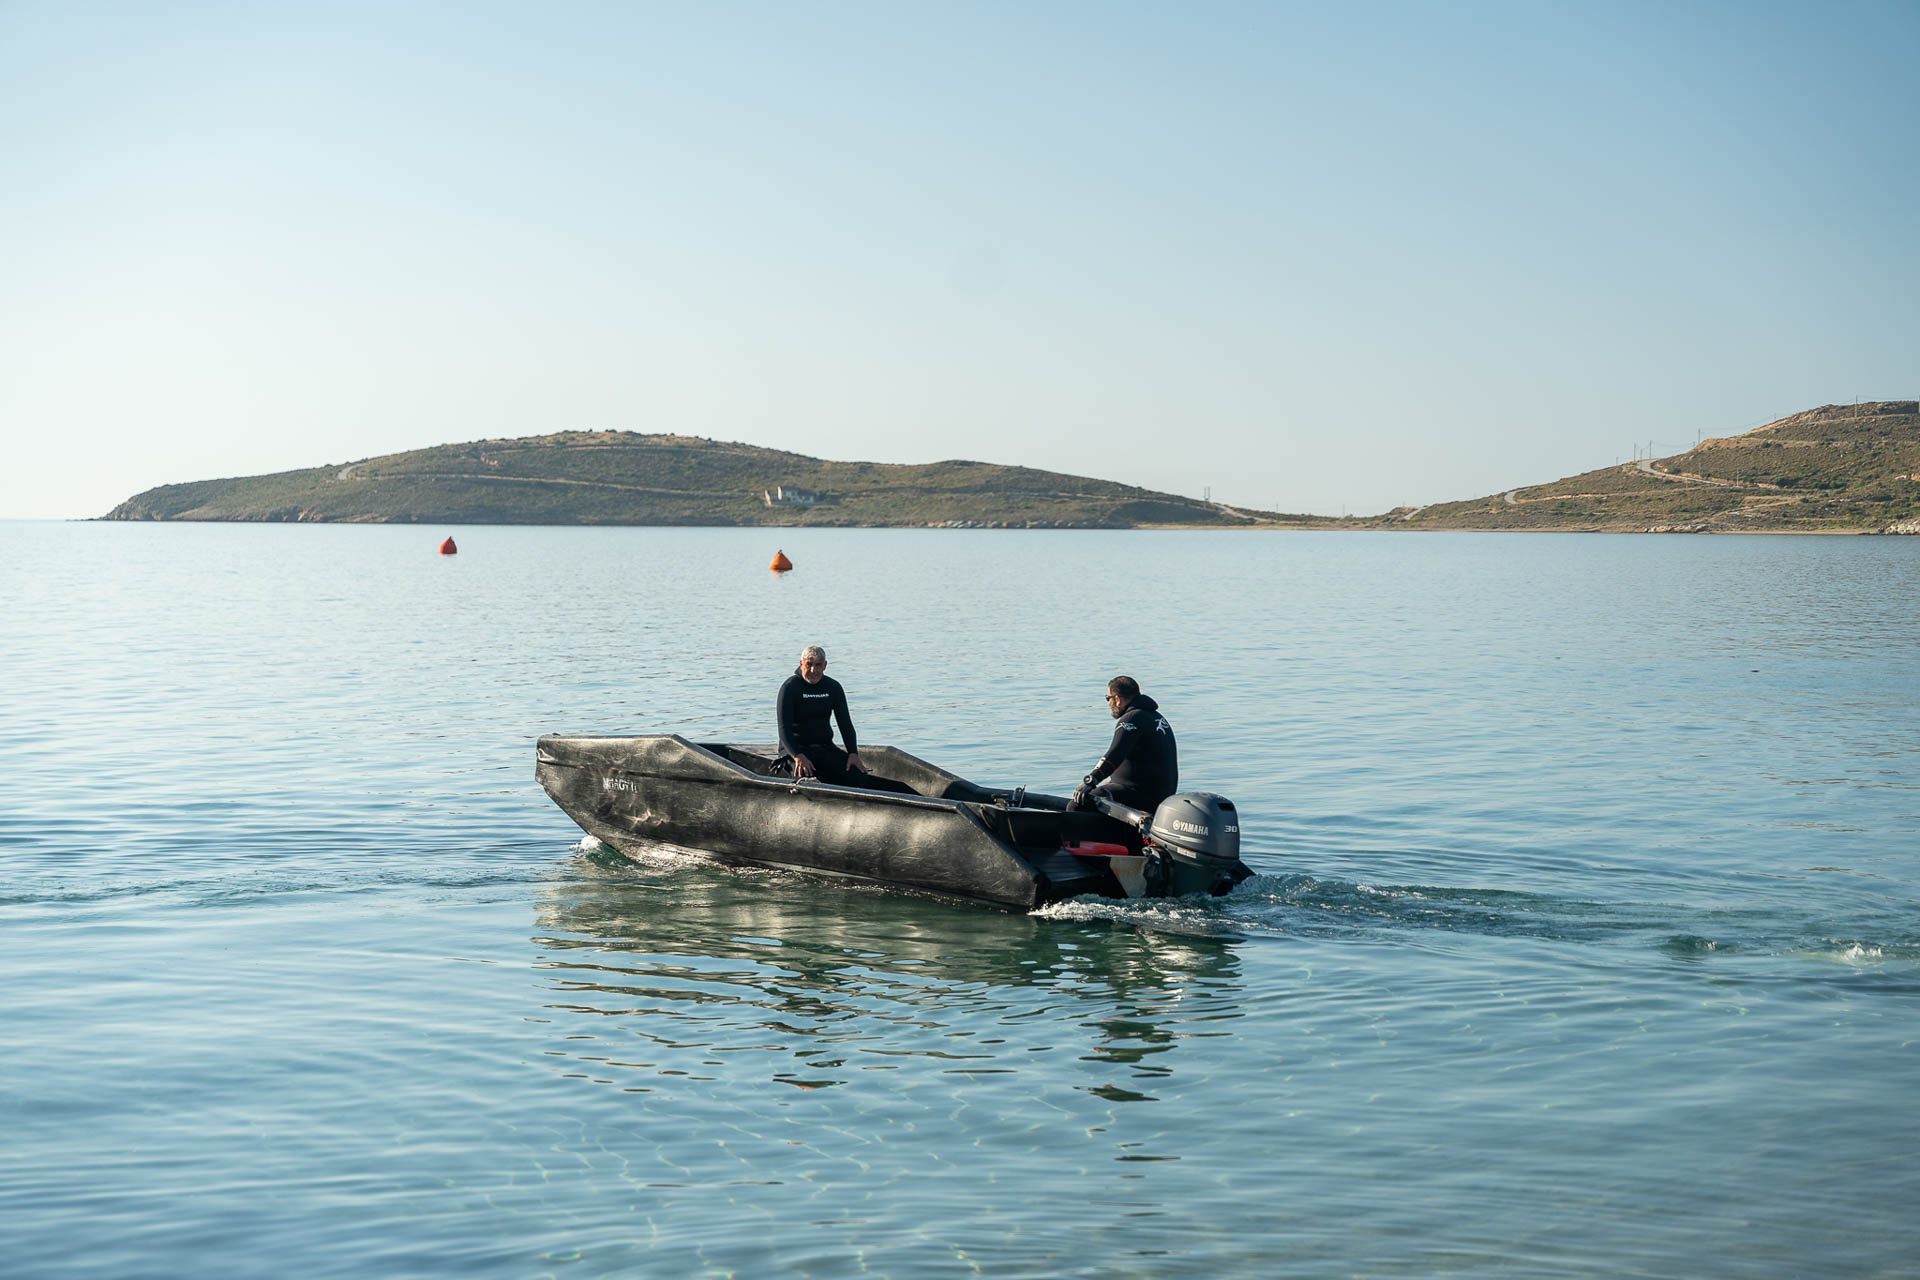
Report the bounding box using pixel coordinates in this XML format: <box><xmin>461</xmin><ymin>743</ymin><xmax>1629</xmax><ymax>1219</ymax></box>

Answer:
<box><xmin>3</xmin><ymin>521</ymin><xmax>1916</xmax><ymax>1278</ymax></box>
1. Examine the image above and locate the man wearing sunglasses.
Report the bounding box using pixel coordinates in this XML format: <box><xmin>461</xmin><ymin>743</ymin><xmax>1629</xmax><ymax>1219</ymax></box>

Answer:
<box><xmin>1071</xmin><ymin>675</ymin><xmax>1178</xmax><ymax>814</ymax></box>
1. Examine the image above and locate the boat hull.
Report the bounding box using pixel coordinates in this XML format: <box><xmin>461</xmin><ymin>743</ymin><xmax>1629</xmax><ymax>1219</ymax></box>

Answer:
<box><xmin>534</xmin><ymin>734</ymin><xmax>1223</xmax><ymax>910</ymax></box>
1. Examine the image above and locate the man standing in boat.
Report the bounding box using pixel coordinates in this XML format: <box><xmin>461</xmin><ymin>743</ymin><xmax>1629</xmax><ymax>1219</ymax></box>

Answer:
<box><xmin>1072</xmin><ymin>675</ymin><xmax>1178</xmax><ymax>813</ymax></box>
<box><xmin>777</xmin><ymin>645</ymin><xmax>908</xmax><ymax>791</ymax></box>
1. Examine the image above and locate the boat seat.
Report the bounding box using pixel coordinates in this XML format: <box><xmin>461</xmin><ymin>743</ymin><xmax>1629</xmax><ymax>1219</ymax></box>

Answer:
<box><xmin>704</xmin><ymin>743</ymin><xmax>930</xmax><ymax>795</ymax></box>
<box><xmin>706</xmin><ymin>744</ymin><xmax>787</xmax><ymax>777</ymax></box>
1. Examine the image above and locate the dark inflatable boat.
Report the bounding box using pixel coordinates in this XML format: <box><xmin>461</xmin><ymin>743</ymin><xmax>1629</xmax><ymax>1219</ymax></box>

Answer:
<box><xmin>535</xmin><ymin>734</ymin><xmax>1253</xmax><ymax>911</ymax></box>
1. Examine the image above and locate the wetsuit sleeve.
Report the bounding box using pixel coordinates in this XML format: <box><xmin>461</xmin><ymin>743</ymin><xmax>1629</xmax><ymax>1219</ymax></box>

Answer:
<box><xmin>1088</xmin><ymin>719</ymin><xmax>1133</xmax><ymax>783</ymax></box>
<box><xmin>776</xmin><ymin>678</ymin><xmax>802</xmax><ymax>756</ymax></box>
<box><xmin>831</xmin><ymin>680</ymin><xmax>858</xmax><ymax>754</ymax></box>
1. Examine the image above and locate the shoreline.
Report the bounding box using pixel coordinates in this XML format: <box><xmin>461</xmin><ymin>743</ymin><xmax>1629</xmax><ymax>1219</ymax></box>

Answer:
<box><xmin>54</xmin><ymin>516</ymin><xmax>1911</xmax><ymax>535</ymax></box>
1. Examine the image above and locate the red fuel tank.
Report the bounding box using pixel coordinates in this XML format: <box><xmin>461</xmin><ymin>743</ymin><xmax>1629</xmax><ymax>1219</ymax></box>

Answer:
<box><xmin>1062</xmin><ymin>839</ymin><xmax>1134</xmax><ymax>859</ymax></box>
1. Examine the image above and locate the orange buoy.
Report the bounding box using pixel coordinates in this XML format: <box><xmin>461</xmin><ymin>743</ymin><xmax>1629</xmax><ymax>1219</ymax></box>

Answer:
<box><xmin>769</xmin><ymin>549</ymin><xmax>793</xmax><ymax>572</ymax></box>
<box><xmin>439</xmin><ymin>537</ymin><xmax>458</xmax><ymax>555</ymax></box>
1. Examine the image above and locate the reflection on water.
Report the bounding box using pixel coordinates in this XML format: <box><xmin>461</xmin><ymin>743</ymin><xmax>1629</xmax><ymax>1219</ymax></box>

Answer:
<box><xmin>531</xmin><ymin>847</ymin><xmax>1243</xmax><ymax>1110</ymax></box>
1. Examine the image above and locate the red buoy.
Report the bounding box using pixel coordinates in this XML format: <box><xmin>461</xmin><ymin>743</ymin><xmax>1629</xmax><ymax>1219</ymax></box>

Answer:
<box><xmin>440</xmin><ymin>537</ymin><xmax>458</xmax><ymax>555</ymax></box>
<box><xmin>769</xmin><ymin>549</ymin><xmax>793</xmax><ymax>572</ymax></box>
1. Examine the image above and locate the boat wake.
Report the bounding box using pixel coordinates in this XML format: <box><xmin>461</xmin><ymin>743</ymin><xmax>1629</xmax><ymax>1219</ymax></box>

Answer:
<box><xmin>1034</xmin><ymin>893</ymin><xmax>1247</xmax><ymax>937</ymax></box>
<box><xmin>1035</xmin><ymin>870</ymin><xmax>1920</xmax><ymax>970</ymax></box>
<box><xmin>567</xmin><ymin>838</ymin><xmax>1919</xmax><ymax>971</ymax></box>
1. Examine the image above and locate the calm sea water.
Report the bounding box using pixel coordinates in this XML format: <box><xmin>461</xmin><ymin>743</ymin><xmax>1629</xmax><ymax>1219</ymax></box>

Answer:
<box><xmin>3</xmin><ymin>522</ymin><xmax>1917</xmax><ymax>1277</ymax></box>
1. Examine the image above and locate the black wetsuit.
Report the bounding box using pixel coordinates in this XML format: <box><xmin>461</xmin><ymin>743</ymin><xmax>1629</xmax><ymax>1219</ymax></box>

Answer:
<box><xmin>778</xmin><ymin>670</ymin><xmax>857</xmax><ymax>762</ymax></box>
<box><xmin>1087</xmin><ymin>694</ymin><xmax>1178</xmax><ymax>811</ymax></box>
<box><xmin>775</xmin><ymin>669</ymin><xmax>915</xmax><ymax>793</ymax></box>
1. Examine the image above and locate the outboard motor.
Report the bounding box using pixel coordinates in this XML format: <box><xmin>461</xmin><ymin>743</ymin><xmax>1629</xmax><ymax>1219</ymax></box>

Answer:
<box><xmin>1092</xmin><ymin>790</ymin><xmax>1245</xmax><ymax>897</ymax></box>
<box><xmin>1147</xmin><ymin>792</ymin><xmax>1240</xmax><ymax>866</ymax></box>
<box><xmin>1145</xmin><ymin>792</ymin><xmax>1242</xmax><ymax>897</ymax></box>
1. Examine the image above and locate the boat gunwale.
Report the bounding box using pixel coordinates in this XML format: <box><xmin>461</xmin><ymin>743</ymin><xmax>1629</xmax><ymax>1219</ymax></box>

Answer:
<box><xmin>539</xmin><ymin>732</ymin><xmax>1048</xmax><ymax>818</ymax></box>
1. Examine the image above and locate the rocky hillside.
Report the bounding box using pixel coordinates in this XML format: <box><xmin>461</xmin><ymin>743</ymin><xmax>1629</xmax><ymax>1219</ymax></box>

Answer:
<box><xmin>104</xmin><ymin>433</ymin><xmax>1317</xmax><ymax>529</ymax></box>
<box><xmin>102</xmin><ymin>404</ymin><xmax>1919</xmax><ymax>533</ymax></box>
<box><xmin>1388</xmin><ymin>401</ymin><xmax>1920</xmax><ymax>533</ymax></box>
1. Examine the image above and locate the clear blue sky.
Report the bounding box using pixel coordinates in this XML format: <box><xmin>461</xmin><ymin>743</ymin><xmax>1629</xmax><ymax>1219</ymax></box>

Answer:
<box><xmin>4</xmin><ymin>0</ymin><xmax>1915</xmax><ymax>518</ymax></box>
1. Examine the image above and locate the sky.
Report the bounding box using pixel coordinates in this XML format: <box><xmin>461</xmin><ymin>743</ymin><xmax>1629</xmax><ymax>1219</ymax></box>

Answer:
<box><xmin>3</xmin><ymin>0</ymin><xmax>1916</xmax><ymax>519</ymax></box>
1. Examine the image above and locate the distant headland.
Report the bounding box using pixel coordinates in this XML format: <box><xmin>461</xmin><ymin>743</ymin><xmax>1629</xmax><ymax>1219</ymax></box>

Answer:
<box><xmin>1389</xmin><ymin>401</ymin><xmax>1920</xmax><ymax>535</ymax></box>
<box><xmin>100</xmin><ymin>436</ymin><xmax>1311</xmax><ymax>529</ymax></box>
<box><xmin>102</xmin><ymin>401</ymin><xmax>1918</xmax><ymax>533</ymax></box>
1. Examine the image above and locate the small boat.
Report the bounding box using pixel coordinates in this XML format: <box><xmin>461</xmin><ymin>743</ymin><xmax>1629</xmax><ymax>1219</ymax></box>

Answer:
<box><xmin>536</xmin><ymin>734</ymin><xmax>1253</xmax><ymax>911</ymax></box>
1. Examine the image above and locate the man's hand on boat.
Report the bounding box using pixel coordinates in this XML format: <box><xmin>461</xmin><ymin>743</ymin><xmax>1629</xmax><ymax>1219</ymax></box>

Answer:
<box><xmin>792</xmin><ymin>750</ymin><xmax>869</xmax><ymax>780</ymax></box>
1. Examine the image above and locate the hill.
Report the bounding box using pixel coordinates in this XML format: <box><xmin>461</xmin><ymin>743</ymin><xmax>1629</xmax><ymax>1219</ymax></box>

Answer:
<box><xmin>1383</xmin><ymin>401</ymin><xmax>1920</xmax><ymax>533</ymax></box>
<box><xmin>102</xmin><ymin>433</ymin><xmax>1320</xmax><ymax>529</ymax></box>
<box><xmin>101</xmin><ymin>403</ymin><xmax>1920</xmax><ymax>533</ymax></box>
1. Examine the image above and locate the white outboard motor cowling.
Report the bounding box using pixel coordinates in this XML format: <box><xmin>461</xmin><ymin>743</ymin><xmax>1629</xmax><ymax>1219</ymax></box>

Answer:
<box><xmin>1146</xmin><ymin>792</ymin><xmax>1241</xmax><ymax>871</ymax></box>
